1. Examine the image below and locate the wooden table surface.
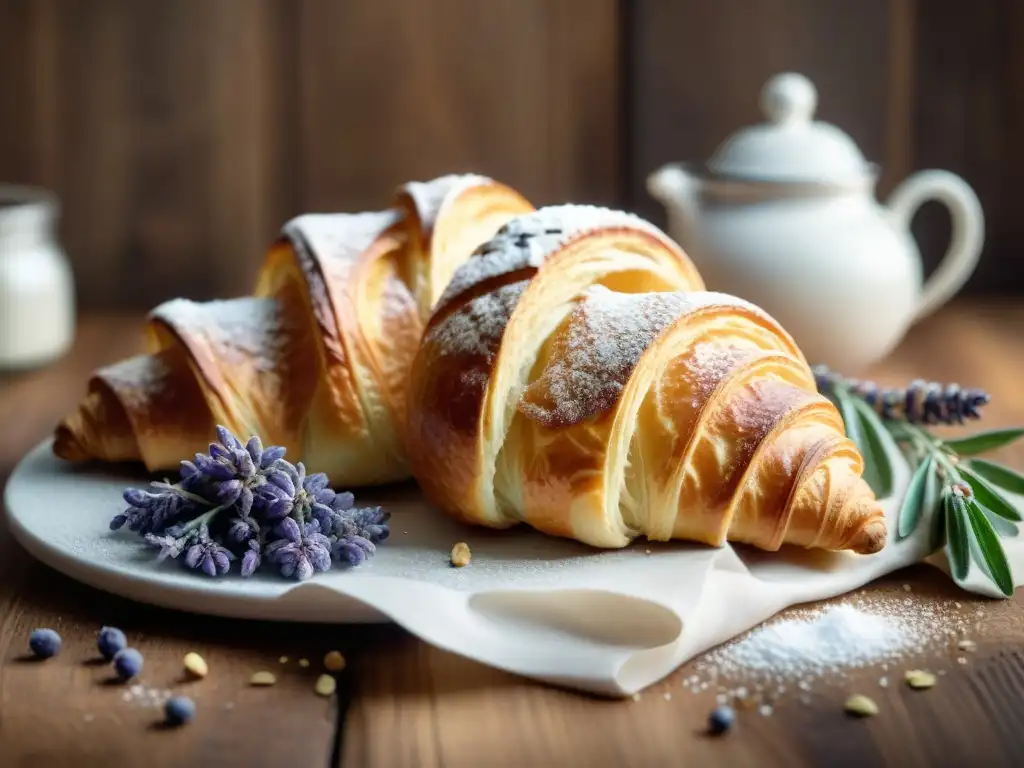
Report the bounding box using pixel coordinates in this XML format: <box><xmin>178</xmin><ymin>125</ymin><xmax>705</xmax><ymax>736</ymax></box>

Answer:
<box><xmin>3</xmin><ymin>302</ymin><xmax>1024</xmax><ymax>767</ymax></box>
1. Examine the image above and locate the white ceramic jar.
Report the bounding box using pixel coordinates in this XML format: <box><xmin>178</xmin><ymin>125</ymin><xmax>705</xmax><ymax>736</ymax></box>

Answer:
<box><xmin>0</xmin><ymin>185</ymin><xmax>75</xmax><ymax>370</ymax></box>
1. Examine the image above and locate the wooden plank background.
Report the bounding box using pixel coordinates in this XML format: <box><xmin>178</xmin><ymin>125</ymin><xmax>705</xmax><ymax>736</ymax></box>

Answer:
<box><xmin>0</xmin><ymin>0</ymin><xmax>1021</xmax><ymax>309</ymax></box>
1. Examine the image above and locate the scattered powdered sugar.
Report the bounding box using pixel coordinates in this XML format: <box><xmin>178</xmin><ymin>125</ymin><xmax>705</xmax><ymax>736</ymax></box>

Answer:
<box><xmin>434</xmin><ymin>204</ymin><xmax>671</xmax><ymax>314</ymax></box>
<box><xmin>120</xmin><ymin>683</ymin><xmax>174</xmax><ymax>709</ymax></box>
<box><xmin>683</xmin><ymin>593</ymin><xmax>971</xmax><ymax>712</ymax></box>
<box><xmin>519</xmin><ymin>287</ymin><xmax>691</xmax><ymax>427</ymax></box>
<box><xmin>429</xmin><ymin>282</ymin><xmax>524</xmax><ymax>358</ymax></box>
<box><xmin>151</xmin><ymin>297</ymin><xmax>287</xmax><ymax>373</ymax></box>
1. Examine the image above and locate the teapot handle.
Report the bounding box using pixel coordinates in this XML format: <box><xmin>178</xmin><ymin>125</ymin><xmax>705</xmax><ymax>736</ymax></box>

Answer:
<box><xmin>886</xmin><ymin>169</ymin><xmax>985</xmax><ymax>323</ymax></box>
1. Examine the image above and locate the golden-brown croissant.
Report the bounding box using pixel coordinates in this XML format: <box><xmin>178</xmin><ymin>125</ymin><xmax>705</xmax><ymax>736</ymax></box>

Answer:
<box><xmin>405</xmin><ymin>206</ymin><xmax>887</xmax><ymax>555</ymax></box>
<box><xmin>53</xmin><ymin>174</ymin><xmax>534</xmax><ymax>484</ymax></box>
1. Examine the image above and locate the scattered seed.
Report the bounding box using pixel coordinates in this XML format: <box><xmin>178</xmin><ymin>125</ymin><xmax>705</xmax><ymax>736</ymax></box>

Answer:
<box><xmin>663</xmin><ymin>692</ymin><xmax>672</xmax><ymax>701</ymax></box>
<box><xmin>716</xmin><ymin>693</ymin><xmax>729</xmax><ymax>705</ymax></box>
<box><xmin>957</xmin><ymin>657</ymin><xmax>968</xmax><ymax>665</ymax></box>
<box><xmin>631</xmin><ymin>693</ymin><xmax>641</xmax><ymax>702</ymax></box>
<box><xmin>279</xmin><ymin>656</ymin><xmax>289</xmax><ymax>664</ymax></box>
<box><xmin>759</xmin><ymin>704</ymin><xmax>773</xmax><ymax>717</ymax></box>
<box><xmin>879</xmin><ymin>676</ymin><xmax>889</xmax><ymax>688</ymax></box>
<box><xmin>845</xmin><ymin>694</ymin><xmax>878</xmax><ymax>717</ymax></box>
<box><xmin>902</xmin><ymin>584</ymin><xmax>912</xmax><ymax>592</ymax></box>
<box><xmin>450</xmin><ymin>542</ymin><xmax>472</xmax><ymax>567</ymax></box>
<box><xmin>315</xmin><ymin>674</ymin><xmax>337</xmax><ymax>697</ymax></box>
<box><xmin>645</xmin><ymin>549</ymin><xmax>652</xmax><ymax>555</ymax></box>
<box><xmin>800</xmin><ymin>694</ymin><xmax>812</xmax><ymax>706</ymax></box>
<box><xmin>84</xmin><ymin>714</ymin><xmax>95</xmax><ymax>722</ymax></box>
<box><xmin>250</xmin><ymin>671</ymin><xmax>277</xmax><ymax>686</ymax></box>
<box><xmin>323</xmin><ymin>651</ymin><xmax>346</xmax><ymax>672</ymax></box>
<box><xmin>735</xmin><ymin>686</ymin><xmax>748</xmax><ymax>699</ymax></box>
<box><xmin>183</xmin><ymin>652</ymin><xmax>208</xmax><ymax>679</ymax></box>
<box><xmin>905</xmin><ymin>670</ymin><xmax>936</xmax><ymax>689</ymax></box>
<box><xmin>958</xmin><ymin>640</ymin><xmax>977</xmax><ymax>653</ymax></box>
<box><xmin>955</xmin><ymin>602</ymin><xmax>962</xmax><ymax>609</ymax></box>
<box><xmin>298</xmin><ymin>659</ymin><xmax>310</xmax><ymax>668</ymax></box>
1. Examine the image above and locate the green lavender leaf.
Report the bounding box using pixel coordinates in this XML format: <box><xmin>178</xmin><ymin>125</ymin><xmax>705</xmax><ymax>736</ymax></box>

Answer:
<box><xmin>944</xmin><ymin>492</ymin><xmax>970</xmax><ymax>582</ymax></box>
<box><xmin>981</xmin><ymin>505</ymin><xmax>1020</xmax><ymax>538</ymax></box>
<box><xmin>929</xmin><ymin>494</ymin><xmax>947</xmax><ymax>554</ymax></box>
<box><xmin>964</xmin><ymin>498</ymin><xmax>1015</xmax><ymax>597</ymax></box>
<box><xmin>833</xmin><ymin>387</ymin><xmax>867</xmax><ymax>456</ymax></box>
<box><xmin>849</xmin><ymin>397</ymin><xmax>896</xmax><ymax>498</ymax></box>
<box><xmin>943</xmin><ymin>427</ymin><xmax>1024</xmax><ymax>456</ymax></box>
<box><xmin>898</xmin><ymin>456</ymin><xmax>935</xmax><ymax>539</ymax></box>
<box><xmin>966</xmin><ymin>458</ymin><xmax>1024</xmax><ymax>495</ymax></box>
<box><xmin>958</xmin><ymin>466</ymin><xmax>1023</xmax><ymax>522</ymax></box>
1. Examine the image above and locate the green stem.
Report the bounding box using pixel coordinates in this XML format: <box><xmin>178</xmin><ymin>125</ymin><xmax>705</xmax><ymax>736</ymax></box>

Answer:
<box><xmin>150</xmin><ymin>480</ymin><xmax>215</xmax><ymax>508</ymax></box>
<box><xmin>180</xmin><ymin>504</ymin><xmax>227</xmax><ymax>534</ymax></box>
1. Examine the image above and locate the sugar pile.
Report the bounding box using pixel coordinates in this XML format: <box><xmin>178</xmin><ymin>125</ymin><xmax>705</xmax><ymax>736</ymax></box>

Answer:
<box><xmin>682</xmin><ymin>593</ymin><xmax>974</xmax><ymax>709</ymax></box>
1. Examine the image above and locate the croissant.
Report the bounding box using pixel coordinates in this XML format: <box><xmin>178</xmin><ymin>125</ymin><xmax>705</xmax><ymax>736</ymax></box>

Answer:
<box><xmin>53</xmin><ymin>174</ymin><xmax>534</xmax><ymax>484</ymax></box>
<box><xmin>405</xmin><ymin>206</ymin><xmax>887</xmax><ymax>554</ymax></box>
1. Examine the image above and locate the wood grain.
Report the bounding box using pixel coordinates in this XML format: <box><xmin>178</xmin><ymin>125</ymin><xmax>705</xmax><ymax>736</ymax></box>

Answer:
<box><xmin>294</xmin><ymin>0</ymin><xmax>620</xmax><ymax>212</ymax></box>
<box><xmin>0</xmin><ymin>0</ymin><xmax>620</xmax><ymax>311</ymax></box>
<box><xmin>4</xmin><ymin>306</ymin><xmax>1024</xmax><ymax>766</ymax></box>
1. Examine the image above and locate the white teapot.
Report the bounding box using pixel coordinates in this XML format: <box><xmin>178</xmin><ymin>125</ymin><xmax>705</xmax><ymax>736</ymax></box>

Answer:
<box><xmin>647</xmin><ymin>72</ymin><xmax>984</xmax><ymax>373</ymax></box>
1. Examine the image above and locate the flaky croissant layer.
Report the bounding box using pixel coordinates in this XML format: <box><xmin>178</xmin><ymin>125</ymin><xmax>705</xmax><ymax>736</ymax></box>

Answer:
<box><xmin>53</xmin><ymin>175</ymin><xmax>886</xmax><ymax>556</ymax></box>
<box><xmin>405</xmin><ymin>205</ymin><xmax>887</xmax><ymax>555</ymax></box>
<box><xmin>54</xmin><ymin>174</ymin><xmax>534</xmax><ymax>484</ymax></box>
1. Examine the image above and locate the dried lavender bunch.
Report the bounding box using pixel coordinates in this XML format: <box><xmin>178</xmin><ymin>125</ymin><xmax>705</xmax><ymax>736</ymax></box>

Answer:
<box><xmin>110</xmin><ymin>426</ymin><xmax>390</xmax><ymax>581</ymax></box>
<box><xmin>813</xmin><ymin>365</ymin><xmax>990</xmax><ymax>425</ymax></box>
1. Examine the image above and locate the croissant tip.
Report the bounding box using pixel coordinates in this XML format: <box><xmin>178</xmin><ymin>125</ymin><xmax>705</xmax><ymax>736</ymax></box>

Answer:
<box><xmin>849</xmin><ymin>518</ymin><xmax>888</xmax><ymax>555</ymax></box>
<box><xmin>52</xmin><ymin>424</ymin><xmax>88</xmax><ymax>461</ymax></box>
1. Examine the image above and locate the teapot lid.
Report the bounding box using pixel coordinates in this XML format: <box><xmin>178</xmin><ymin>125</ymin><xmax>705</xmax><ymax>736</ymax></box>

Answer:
<box><xmin>705</xmin><ymin>73</ymin><xmax>874</xmax><ymax>186</ymax></box>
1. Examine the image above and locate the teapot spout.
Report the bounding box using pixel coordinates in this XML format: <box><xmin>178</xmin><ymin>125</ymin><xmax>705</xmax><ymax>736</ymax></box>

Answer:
<box><xmin>646</xmin><ymin>162</ymin><xmax>699</xmax><ymax>237</ymax></box>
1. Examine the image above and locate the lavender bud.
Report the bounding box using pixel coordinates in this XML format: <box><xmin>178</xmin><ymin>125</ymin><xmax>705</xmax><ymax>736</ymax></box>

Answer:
<box><xmin>245</xmin><ymin>436</ymin><xmax>264</xmax><ymax>466</ymax></box>
<box><xmin>216</xmin><ymin>425</ymin><xmax>243</xmax><ymax>451</ymax></box>
<box><xmin>332</xmin><ymin>492</ymin><xmax>355</xmax><ymax>512</ymax></box>
<box><xmin>267</xmin><ymin>469</ymin><xmax>295</xmax><ymax>498</ymax></box>
<box><xmin>238</xmin><ymin>486</ymin><xmax>254</xmax><ymax>517</ymax></box>
<box><xmin>295</xmin><ymin>556</ymin><xmax>314</xmax><ymax>582</ymax></box>
<box><xmin>304</xmin><ymin>473</ymin><xmax>330</xmax><ymax>493</ymax></box>
<box><xmin>275</xmin><ymin>517</ymin><xmax>302</xmax><ymax>544</ymax></box>
<box><xmin>260</xmin><ymin>445</ymin><xmax>287</xmax><ymax>468</ymax></box>
<box><xmin>241</xmin><ymin>544</ymin><xmax>261</xmax><ymax>578</ymax></box>
<box><xmin>218</xmin><ymin>479</ymin><xmax>243</xmax><ymax>506</ymax></box>
<box><xmin>185</xmin><ymin>544</ymin><xmax>205</xmax><ymax>570</ymax></box>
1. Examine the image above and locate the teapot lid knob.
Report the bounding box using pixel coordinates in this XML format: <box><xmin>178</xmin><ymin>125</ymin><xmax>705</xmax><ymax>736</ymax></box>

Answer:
<box><xmin>760</xmin><ymin>72</ymin><xmax>817</xmax><ymax>125</ymax></box>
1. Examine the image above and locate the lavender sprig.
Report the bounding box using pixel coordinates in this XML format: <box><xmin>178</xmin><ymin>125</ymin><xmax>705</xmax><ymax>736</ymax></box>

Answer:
<box><xmin>813</xmin><ymin>365</ymin><xmax>990</xmax><ymax>425</ymax></box>
<box><xmin>111</xmin><ymin>426</ymin><xmax>390</xmax><ymax>581</ymax></box>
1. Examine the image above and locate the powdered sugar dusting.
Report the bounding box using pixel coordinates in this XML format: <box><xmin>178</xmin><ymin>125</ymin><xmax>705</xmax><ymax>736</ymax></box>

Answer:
<box><xmin>97</xmin><ymin>352</ymin><xmax>176</xmax><ymax>413</ymax></box>
<box><xmin>685</xmin><ymin>593</ymin><xmax>971</xmax><ymax>708</ymax></box>
<box><xmin>151</xmin><ymin>297</ymin><xmax>286</xmax><ymax>373</ymax></box>
<box><xmin>519</xmin><ymin>287</ymin><xmax>692</xmax><ymax>427</ymax></box>
<box><xmin>434</xmin><ymin>205</ymin><xmax>673</xmax><ymax>316</ymax></box>
<box><xmin>428</xmin><ymin>282</ymin><xmax>525</xmax><ymax>359</ymax></box>
<box><xmin>401</xmin><ymin>173</ymin><xmax>493</xmax><ymax>236</ymax></box>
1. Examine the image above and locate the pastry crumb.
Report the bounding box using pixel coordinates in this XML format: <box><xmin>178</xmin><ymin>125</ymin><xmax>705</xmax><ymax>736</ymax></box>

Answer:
<box><xmin>250</xmin><ymin>671</ymin><xmax>277</xmax><ymax>686</ymax></box>
<box><xmin>844</xmin><ymin>694</ymin><xmax>878</xmax><ymax>717</ymax></box>
<box><xmin>324</xmin><ymin>651</ymin><xmax>346</xmax><ymax>672</ymax></box>
<box><xmin>315</xmin><ymin>674</ymin><xmax>337</xmax><ymax>697</ymax></box>
<box><xmin>450</xmin><ymin>542</ymin><xmax>471</xmax><ymax>567</ymax></box>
